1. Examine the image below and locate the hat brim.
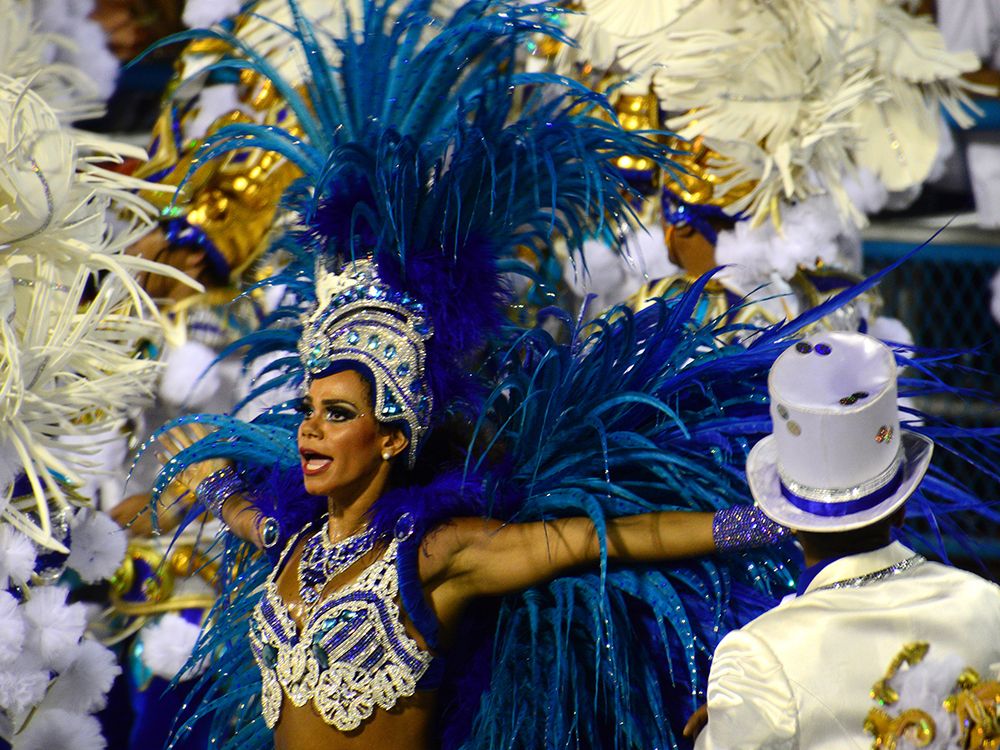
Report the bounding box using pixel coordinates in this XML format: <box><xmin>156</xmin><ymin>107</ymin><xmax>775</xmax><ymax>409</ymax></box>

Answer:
<box><xmin>746</xmin><ymin>431</ymin><xmax>933</xmax><ymax>532</ymax></box>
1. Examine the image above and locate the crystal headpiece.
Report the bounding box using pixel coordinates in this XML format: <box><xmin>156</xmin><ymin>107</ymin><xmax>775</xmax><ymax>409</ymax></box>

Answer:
<box><xmin>299</xmin><ymin>260</ymin><xmax>433</xmax><ymax>464</ymax></box>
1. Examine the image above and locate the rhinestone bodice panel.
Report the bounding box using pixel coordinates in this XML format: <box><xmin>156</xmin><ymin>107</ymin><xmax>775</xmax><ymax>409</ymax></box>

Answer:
<box><xmin>249</xmin><ymin>536</ymin><xmax>434</xmax><ymax>731</ymax></box>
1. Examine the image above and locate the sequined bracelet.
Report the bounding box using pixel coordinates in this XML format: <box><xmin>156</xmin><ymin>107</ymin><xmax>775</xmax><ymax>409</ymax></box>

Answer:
<box><xmin>196</xmin><ymin>466</ymin><xmax>244</xmax><ymax>520</ymax></box>
<box><xmin>712</xmin><ymin>505</ymin><xmax>791</xmax><ymax>551</ymax></box>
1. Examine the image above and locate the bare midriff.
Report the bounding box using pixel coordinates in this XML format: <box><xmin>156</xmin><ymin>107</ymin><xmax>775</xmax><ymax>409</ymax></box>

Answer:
<box><xmin>268</xmin><ymin>535</ymin><xmax>439</xmax><ymax>750</ymax></box>
<box><xmin>272</xmin><ymin>690</ymin><xmax>438</xmax><ymax>750</ymax></box>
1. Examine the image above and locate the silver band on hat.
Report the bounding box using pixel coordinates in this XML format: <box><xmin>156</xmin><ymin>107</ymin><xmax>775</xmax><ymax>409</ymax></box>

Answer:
<box><xmin>777</xmin><ymin>445</ymin><xmax>903</xmax><ymax>504</ymax></box>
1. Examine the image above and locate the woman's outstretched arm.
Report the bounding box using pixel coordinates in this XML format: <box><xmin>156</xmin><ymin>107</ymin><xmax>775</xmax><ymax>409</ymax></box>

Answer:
<box><xmin>420</xmin><ymin>511</ymin><xmax>733</xmax><ymax>627</ymax></box>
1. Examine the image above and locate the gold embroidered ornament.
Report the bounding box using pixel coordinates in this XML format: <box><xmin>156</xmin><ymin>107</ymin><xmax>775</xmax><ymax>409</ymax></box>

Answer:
<box><xmin>865</xmin><ymin>642</ymin><xmax>1000</xmax><ymax>750</ymax></box>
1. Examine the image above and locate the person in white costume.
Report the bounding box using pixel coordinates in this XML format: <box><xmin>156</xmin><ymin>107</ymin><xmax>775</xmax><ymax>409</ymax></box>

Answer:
<box><xmin>687</xmin><ymin>331</ymin><xmax>1000</xmax><ymax>750</ymax></box>
<box><xmin>935</xmin><ymin>0</ymin><xmax>1000</xmax><ymax>229</ymax></box>
<box><xmin>549</xmin><ymin>0</ymin><xmax>978</xmax><ymax>335</ymax></box>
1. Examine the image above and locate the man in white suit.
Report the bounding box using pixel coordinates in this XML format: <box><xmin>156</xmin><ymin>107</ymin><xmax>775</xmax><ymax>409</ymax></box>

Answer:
<box><xmin>690</xmin><ymin>332</ymin><xmax>1000</xmax><ymax>750</ymax></box>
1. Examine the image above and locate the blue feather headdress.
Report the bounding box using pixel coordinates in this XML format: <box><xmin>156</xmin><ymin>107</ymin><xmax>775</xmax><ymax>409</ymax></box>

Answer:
<box><xmin>140</xmin><ymin>0</ymin><xmax>672</xmax><ymax>466</ymax></box>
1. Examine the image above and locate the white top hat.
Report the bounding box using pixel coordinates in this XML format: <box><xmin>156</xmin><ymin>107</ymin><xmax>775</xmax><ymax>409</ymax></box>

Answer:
<box><xmin>746</xmin><ymin>332</ymin><xmax>933</xmax><ymax>532</ymax></box>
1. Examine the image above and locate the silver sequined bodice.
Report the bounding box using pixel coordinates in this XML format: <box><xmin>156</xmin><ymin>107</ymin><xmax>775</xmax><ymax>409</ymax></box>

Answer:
<box><xmin>249</xmin><ymin>536</ymin><xmax>433</xmax><ymax>731</ymax></box>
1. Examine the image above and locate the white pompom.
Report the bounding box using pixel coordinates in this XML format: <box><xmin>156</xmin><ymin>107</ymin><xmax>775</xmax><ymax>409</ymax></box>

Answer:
<box><xmin>843</xmin><ymin>167</ymin><xmax>889</xmax><ymax>216</ymax></box>
<box><xmin>140</xmin><ymin>613</ymin><xmax>207</xmax><ymax>681</ymax></box>
<box><xmin>625</xmin><ymin>226</ymin><xmax>678</xmax><ymax>282</ymax></box>
<box><xmin>869</xmin><ymin>317</ymin><xmax>915</xmax><ymax>347</ymax></box>
<box><xmin>21</xmin><ymin>587</ymin><xmax>86</xmax><ymax>672</ymax></box>
<box><xmin>564</xmin><ymin>238</ymin><xmax>629</xmax><ymax>301</ymax></box>
<box><xmin>68</xmin><ymin>22</ymin><xmax>119</xmax><ymax>101</ymax></box>
<box><xmin>0</xmin><ymin>527</ymin><xmax>37</xmax><ymax>590</ymax></box>
<box><xmin>0</xmin><ymin>591</ymin><xmax>26</xmax><ymax>664</ymax></box>
<box><xmin>11</xmin><ymin>708</ymin><xmax>105</xmax><ymax>750</ymax></box>
<box><xmin>182</xmin><ymin>0</ymin><xmax>244</xmax><ymax>28</ymax></box>
<box><xmin>716</xmin><ymin>196</ymin><xmax>846</xmax><ymax>288</ymax></box>
<box><xmin>42</xmin><ymin>638</ymin><xmax>120</xmax><ymax>714</ymax></box>
<box><xmin>67</xmin><ymin>510</ymin><xmax>127</xmax><ymax>583</ymax></box>
<box><xmin>159</xmin><ymin>341</ymin><xmax>223</xmax><ymax>409</ymax></box>
<box><xmin>0</xmin><ymin>653</ymin><xmax>51</xmax><ymax>716</ymax></box>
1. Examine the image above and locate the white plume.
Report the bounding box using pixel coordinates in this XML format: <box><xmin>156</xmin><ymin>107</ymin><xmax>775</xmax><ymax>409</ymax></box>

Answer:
<box><xmin>557</xmin><ymin>0</ymin><xmax>978</xmax><ymax>229</ymax></box>
<box><xmin>0</xmin><ymin>0</ymin><xmax>195</xmax><ymax>551</ymax></box>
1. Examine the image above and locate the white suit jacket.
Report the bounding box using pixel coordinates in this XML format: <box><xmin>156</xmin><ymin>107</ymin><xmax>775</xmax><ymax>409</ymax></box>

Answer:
<box><xmin>695</xmin><ymin>542</ymin><xmax>1000</xmax><ymax>750</ymax></box>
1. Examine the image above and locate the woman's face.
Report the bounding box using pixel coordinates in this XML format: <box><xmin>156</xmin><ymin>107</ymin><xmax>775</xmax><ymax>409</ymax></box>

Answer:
<box><xmin>296</xmin><ymin>370</ymin><xmax>404</xmax><ymax>499</ymax></box>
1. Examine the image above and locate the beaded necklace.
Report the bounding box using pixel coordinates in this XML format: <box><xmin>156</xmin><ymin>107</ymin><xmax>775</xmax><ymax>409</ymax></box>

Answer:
<box><xmin>297</xmin><ymin>519</ymin><xmax>377</xmax><ymax>605</ymax></box>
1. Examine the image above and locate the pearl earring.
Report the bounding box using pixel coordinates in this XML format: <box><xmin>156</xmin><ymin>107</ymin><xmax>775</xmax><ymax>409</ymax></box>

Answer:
<box><xmin>382</xmin><ymin>451</ymin><xmax>392</xmax><ymax>461</ymax></box>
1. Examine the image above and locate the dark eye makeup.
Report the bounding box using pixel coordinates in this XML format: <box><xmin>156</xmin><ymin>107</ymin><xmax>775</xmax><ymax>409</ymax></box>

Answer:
<box><xmin>297</xmin><ymin>398</ymin><xmax>361</xmax><ymax>423</ymax></box>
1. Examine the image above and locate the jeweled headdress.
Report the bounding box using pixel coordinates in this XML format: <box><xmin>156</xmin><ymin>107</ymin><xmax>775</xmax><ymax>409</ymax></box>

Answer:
<box><xmin>299</xmin><ymin>259</ymin><xmax>433</xmax><ymax>460</ymax></box>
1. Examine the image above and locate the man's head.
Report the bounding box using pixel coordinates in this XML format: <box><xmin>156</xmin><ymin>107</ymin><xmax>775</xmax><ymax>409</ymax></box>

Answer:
<box><xmin>794</xmin><ymin>506</ymin><xmax>906</xmax><ymax>565</ymax></box>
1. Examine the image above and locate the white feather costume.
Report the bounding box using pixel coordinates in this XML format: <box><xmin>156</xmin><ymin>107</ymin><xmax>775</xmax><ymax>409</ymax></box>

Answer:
<box><xmin>560</xmin><ymin>0</ymin><xmax>978</xmax><ymax>229</ymax></box>
<box><xmin>0</xmin><ymin>1</ymin><xmax>197</xmax><ymax>744</ymax></box>
<box><xmin>553</xmin><ymin>0</ymin><xmax>975</xmax><ymax>329</ymax></box>
<box><xmin>0</xmin><ymin>0</ymin><xmax>193</xmax><ymax>552</ymax></box>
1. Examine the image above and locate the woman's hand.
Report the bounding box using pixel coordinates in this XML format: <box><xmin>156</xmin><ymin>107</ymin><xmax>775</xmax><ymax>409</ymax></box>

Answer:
<box><xmin>683</xmin><ymin>704</ymin><xmax>709</xmax><ymax>741</ymax></box>
<box><xmin>155</xmin><ymin>423</ymin><xmax>230</xmax><ymax>496</ymax></box>
<box><xmin>155</xmin><ymin>424</ymin><xmax>271</xmax><ymax>549</ymax></box>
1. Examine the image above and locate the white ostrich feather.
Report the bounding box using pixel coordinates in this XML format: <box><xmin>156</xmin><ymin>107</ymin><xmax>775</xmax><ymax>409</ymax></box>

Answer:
<box><xmin>12</xmin><ymin>708</ymin><xmax>105</xmax><ymax>750</ymax></box>
<box><xmin>42</xmin><ymin>638</ymin><xmax>120</xmax><ymax>714</ymax></box>
<box><xmin>0</xmin><ymin>67</ymin><xmax>195</xmax><ymax>550</ymax></box>
<box><xmin>0</xmin><ymin>0</ymin><xmax>104</xmax><ymax>122</ymax></box>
